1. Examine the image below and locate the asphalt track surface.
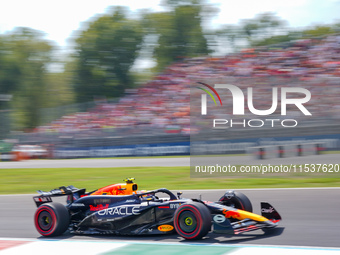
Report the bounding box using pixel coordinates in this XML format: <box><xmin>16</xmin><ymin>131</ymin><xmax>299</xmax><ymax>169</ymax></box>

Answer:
<box><xmin>0</xmin><ymin>153</ymin><xmax>338</xmax><ymax>168</ymax></box>
<box><xmin>1</xmin><ymin>188</ymin><xmax>340</xmax><ymax>248</ymax></box>
<box><xmin>1</xmin><ymin>155</ymin><xmax>339</xmax><ymax>248</ymax></box>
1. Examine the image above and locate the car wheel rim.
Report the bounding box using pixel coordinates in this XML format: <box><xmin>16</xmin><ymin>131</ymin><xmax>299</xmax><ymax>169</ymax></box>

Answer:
<box><xmin>38</xmin><ymin>211</ymin><xmax>53</xmax><ymax>231</ymax></box>
<box><xmin>179</xmin><ymin>211</ymin><xmax>197</xmax><ymax>233</ymax></box>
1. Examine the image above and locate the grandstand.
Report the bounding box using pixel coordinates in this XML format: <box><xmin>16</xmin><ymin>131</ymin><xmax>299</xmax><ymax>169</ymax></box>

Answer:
<box><xmin>14</xmin><ymin>34</ymin><xmax>340</xmax><ymax>152</ymax></box>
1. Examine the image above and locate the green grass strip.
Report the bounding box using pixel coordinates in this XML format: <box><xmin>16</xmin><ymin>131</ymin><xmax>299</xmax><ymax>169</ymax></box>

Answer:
<box><xmin>0</xmin><ymin>166</ymin><xmax>339</xmax><ymax>194</ymax></box>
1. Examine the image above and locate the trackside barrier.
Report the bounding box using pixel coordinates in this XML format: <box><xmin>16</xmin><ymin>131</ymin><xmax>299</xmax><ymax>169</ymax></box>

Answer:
<box><xmin>0</xmin><ymin>152</ymin><xmax>15</xmax><ymax>161</ymax></box>
<box><xmin>54</xmin><ymin>142</ymin><xmax>190</xmax><ymax>159</ymax></box>
<box><xmin>251</xmin><ymin>143</ymin><xmax>324</xmax><ymax>159</ymax></box>
<box><xmin>0</xmin><ymin>152</ymin><xmax>23</xmax><ymax>161</ymax></box>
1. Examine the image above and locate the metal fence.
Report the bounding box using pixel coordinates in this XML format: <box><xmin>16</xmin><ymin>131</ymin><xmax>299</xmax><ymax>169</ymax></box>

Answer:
<box><xmin>11</xmin><ymin>122</ymin><xmax>340</xmax><ymax>150</ymax></box>
<box><xmin>13</xmin><ymin>126</ymin><xmax>189</xmax><ymax>148</ymax></box>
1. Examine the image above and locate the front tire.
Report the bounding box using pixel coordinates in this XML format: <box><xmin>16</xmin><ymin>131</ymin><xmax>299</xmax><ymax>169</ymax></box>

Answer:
<box><xmin>219</xmin><ymin>191</ymin><xmax>253</xmax><ymax>212</ymax></box>
<box><xmin>174</xmin><ymin>201</ymin><xmax>211</xmax><ymax>240</ymax></box>
<box><xmin>34</xmin><ymin>202</ymin><xmax>70</xmax><ymax>237</ymax></box>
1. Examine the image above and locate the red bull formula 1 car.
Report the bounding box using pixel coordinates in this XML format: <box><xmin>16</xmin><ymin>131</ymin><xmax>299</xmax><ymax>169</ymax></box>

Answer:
<box><xmin>33</xmin><ymin>178</ymin><xmax>282</xmax><ymax>240</ymax></box>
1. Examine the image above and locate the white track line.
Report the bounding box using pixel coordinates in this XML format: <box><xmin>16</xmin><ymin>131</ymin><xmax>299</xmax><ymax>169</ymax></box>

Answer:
<box><xmin>1</xmin><ymin>238</ymin><xmax>340</xmax><ymax>251</ymax></box>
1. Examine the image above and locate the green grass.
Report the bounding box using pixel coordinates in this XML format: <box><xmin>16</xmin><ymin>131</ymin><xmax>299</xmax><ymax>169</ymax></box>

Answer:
<box><xmin>0</xmin><ymin>166</ymin><xmax>339</xmax><ymax>194</ymax></box>
<box><xmin>322</xmin><ymin>150</ymin><xmax>340</xmax><ymax>154</ymax></box>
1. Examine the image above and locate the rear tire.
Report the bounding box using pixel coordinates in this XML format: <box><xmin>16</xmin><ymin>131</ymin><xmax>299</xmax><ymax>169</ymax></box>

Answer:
<box><xmin>219</xmin><ymin>191</ymin><xmax>253</xmax><ymax>212</ymax></box>
<box><xmin>34</xmin><ymin>202</ymin><xmax>69</xmax><ymax>237</ymax></box>
<box><xmin>174</xmin><ymin>201</ymin><xmax>211</xmax><ymax>240</ymax></box>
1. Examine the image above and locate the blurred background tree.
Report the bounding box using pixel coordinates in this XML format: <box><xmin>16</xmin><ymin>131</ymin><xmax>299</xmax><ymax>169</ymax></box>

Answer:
<box><xmin>73</xmin><ymin>6</ymin><xmax>144</xmax><ymax>103</ymax></box>
<box><xmin>144</xmin><ymin>0</ymin><xmax>215</xmax><ymax>71</ymax></box>
<box><xmin>0</xmin><ymin>27</ymin><xmax>53</xmax><ymax>129</ymax></box>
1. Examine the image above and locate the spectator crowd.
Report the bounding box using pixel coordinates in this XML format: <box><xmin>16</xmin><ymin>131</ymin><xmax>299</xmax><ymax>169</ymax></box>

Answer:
<box><xmin>36</xmin><ymin>35</ymin><xmax>340</xmax><ymax>134</ymax></box>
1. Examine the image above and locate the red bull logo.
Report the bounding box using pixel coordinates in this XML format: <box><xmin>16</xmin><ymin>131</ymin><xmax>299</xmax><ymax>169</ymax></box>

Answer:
<box><xmin>90</xmin><ymin>204</ymin><xmax>109</xmax><ymax>211</ymax></box>
<box><xmin>222</xmin><ymin>209</ymin><xmax>241</xmax><ymax>219</ymax></box>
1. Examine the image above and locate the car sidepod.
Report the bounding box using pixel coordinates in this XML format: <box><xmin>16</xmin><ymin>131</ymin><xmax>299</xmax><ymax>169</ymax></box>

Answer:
<box><xmin>72</xmin><ymin>198</ymin><xmax>185</xmax><ymax>235</ymax></box>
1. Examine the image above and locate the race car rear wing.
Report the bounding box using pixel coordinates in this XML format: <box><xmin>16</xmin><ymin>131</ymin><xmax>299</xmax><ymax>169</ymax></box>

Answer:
<box><xmin>33</xmin><ymin>185</ymin><xmax>86</xmax><ymax>207</ymax></box>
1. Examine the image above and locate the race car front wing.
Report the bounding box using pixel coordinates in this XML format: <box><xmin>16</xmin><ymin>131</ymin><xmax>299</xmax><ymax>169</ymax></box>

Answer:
<box><xmin>212</xmin><ymin>202</ymin><xmax>281</xmax><ymax>235</ymax></box>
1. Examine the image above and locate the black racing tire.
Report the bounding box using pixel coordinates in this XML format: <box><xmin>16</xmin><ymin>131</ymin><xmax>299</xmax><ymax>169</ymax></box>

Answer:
<box><xmin>219</xmin><ymin>191</ymin><xmax>253</xmax><ymax>212</ymax></box>
<box><xmin>174</xmin><ymin>201</ymin><xmax>211</xmax><ymax>240</ymax></box>
<box><xmin>34</xmin><ymin>202</ymin><xmax>70</xmax><ymax>237</ymax></box>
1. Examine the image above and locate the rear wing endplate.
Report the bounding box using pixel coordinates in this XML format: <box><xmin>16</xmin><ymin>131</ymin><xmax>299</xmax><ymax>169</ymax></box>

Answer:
<box><xmin>261</xmin><ymin>202</ymin><xmax>282</xmax><ymax>222</ymax></box>
<box><xmin>33</xmin><ymin>185</ymin><xmax>86</xmax><ymax>207</ymax></box>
